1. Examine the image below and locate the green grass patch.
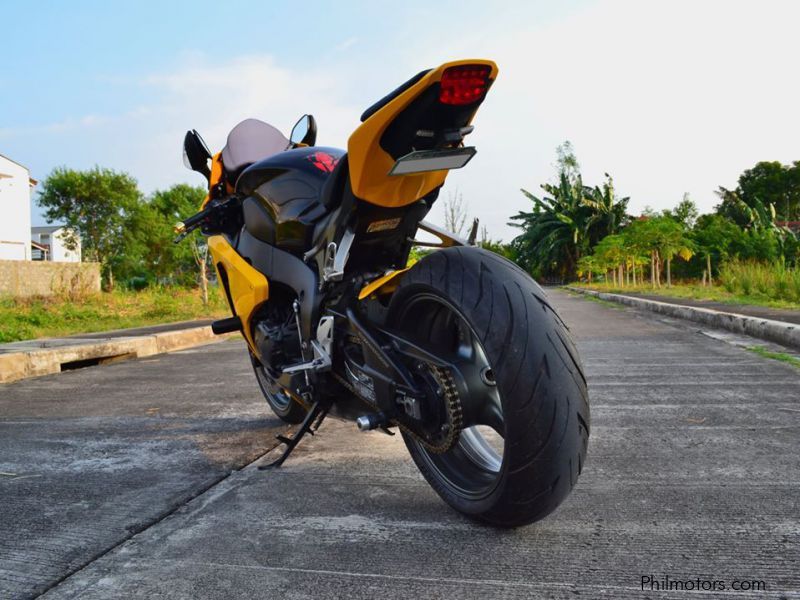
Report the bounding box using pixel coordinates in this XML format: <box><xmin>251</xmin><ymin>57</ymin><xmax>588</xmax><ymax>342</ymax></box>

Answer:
<box><xmin>747</xmin><ymin>345</ymin><xmax>800</xmax><ymax>369</ymax></box>
<box><xmin>564</xmin><ymin>288</ymin><xmax>623</xmax><ymax>309</ymax></box>
<box><xmin>572</xmin><ymin>281</ymin><xmax>800</xmax><ymax>311</ymax></box>
<box><xmin>0</xmin><ymin>286</ymin><xmax>228</xmax><ymax>343</ymax></box>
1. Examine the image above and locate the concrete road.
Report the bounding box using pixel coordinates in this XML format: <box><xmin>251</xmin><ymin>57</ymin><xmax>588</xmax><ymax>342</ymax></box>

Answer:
<box><xmin>2</xmin><ymin>289</ymin><xmax>799</xmax><ymax>599</ymax></box>
<box><xmin>0</xmin><ymin>341</ymin><xmax>286</xmax><ymax>598</ymax></box>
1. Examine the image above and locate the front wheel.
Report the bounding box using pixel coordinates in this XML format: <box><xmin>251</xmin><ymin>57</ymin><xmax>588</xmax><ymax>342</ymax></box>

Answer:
<box><xmin>250</xmin><ymin>352</ymin><xmax>308</xmax><ymax>424</ymax></box>
<box><xmin>388</xmin><ymin>247</ymin><xmax>589</xmax><ymax>527</ymax></box>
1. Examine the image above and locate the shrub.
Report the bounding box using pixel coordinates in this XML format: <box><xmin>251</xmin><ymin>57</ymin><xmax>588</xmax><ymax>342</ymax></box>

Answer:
<box><xmin>719</xmin><ymin>259</ymin><xmax>800</xmax><ymax>302</ymax></box>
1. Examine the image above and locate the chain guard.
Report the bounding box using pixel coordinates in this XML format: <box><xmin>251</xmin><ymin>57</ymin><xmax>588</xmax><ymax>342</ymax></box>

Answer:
<box><xmin>333</xmin><ymin>363</ymin><xmax>463</xmax><ymax>454</ymax></box>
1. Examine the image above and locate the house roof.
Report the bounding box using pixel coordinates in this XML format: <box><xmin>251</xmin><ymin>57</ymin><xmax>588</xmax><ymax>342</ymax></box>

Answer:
<box><xmin>31</xmin><ymin>225</ymin><xmax>63</xmax><ymax>234</ymax></box>
<box><xmin>0</xmin><ymin>153</ymin><xmax>31</xmax><ymax>172</ymax></box>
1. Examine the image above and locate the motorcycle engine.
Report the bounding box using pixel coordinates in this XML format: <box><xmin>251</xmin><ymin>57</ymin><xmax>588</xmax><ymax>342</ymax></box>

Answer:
<box><xmin>252</xmin><ymin>300</ymin><xmax>302</xmax><ymax>378</ymax></box>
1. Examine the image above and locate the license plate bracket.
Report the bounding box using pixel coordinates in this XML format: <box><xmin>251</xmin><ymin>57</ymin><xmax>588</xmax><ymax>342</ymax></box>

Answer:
<box><xmin>388</xmin><ymin>147</ymin><xmax>477</xmax><ymax>176</ymax></box>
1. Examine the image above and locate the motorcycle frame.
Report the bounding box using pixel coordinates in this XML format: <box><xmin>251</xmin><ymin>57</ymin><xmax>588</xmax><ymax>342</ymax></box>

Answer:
<box><xmin>205</xmin><ymin>58</ymin><xmax>499</xmax><ymax>425</ymax></box>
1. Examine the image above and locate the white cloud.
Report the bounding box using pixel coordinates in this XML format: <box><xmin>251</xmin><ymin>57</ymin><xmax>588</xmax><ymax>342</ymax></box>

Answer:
<box><xmin>18</xmin><ymin>1</ymin><xmax>800</xmax><ymax>241</ymax></box>
<box><xmin>335</xmin><ymin>37</ymin><xmax>358</xmax><ymax>52</ymax></box>
<box><xmin>128</xmin><ymin>54</ymin><xmax>360</xmax><ymax>191</ymax></box>
<box><xmin>426</xmin><ymin>0</ymin><xmax>800</xmax><ymax>240</ymax></box>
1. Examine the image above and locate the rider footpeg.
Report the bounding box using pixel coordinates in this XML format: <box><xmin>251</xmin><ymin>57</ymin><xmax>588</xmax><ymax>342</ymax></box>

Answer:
<box><xmin>211</xmin><ymin>316</ymin><xmax>241</xmax><ymax>335</ymax></box>
<box><xmin>282</xmin><ymin>340</ymin><xmax>332</xmax><ymax>375</ymax></box>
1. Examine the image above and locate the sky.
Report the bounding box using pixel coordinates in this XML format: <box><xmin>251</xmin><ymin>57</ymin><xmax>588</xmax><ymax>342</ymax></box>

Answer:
<box><xmin>2</xmin><ymin>0</ymin><xmax>800</xmax><ymax>241</ymax></box>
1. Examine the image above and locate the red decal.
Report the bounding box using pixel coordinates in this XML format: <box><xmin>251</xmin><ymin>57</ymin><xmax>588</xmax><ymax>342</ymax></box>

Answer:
<box><xmin>307</xmin><ymin>152</ymin><xmax>339</xmax><ymax>173</ymax></box>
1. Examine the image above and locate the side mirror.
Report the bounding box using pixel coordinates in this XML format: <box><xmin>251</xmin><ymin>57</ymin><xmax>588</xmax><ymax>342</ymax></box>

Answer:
<box><xmin>289</xmin><ymin>114</ymin><xmax>317</xmax><ymax>147</ymax></box>
<box><xmin>183</xmin><ymin>130</ymin><xmax>212</xmax><ymax>179</ymax></box>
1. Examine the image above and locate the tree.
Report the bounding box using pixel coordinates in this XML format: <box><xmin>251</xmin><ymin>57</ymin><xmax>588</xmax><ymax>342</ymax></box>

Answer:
<box><xmin>478</xmin><ymin>226</ymin><xmax>514</xmax><ymax>259</ymax></box>
<box><xmin>576</xmin><ymin>254</ymin><xmax>604</xmax><ymax>283</ymax></box>
<box><xmin>716</xmin><ymin>160</ymin><xmax>800</xmax><ymax>222</ymax></box>
<box><xmin>555</xmin><ymin>141</ymin><xmax>580</xmax><ymax>184</ymax></box>
<box><xmin>691</xmin><ymin>214</ymin><xmax>741</xmax><ymax>284</ymax></box>
<box><xmin>672</xmin><ymin>193</ymin><xmax>699</xmax><ymax>228</ymax></box>
<box><xmin>38</xmin><ymin>167</ymin><xmax>141</xmax><ymax>289</ymax></box>
<box><xmin>658</xmin><ymin>221</ymin><xmax>694</xmax><ymax>287</ymax></box>
<box><xmin>738</xmin><ymin>161</ymin><xmax>800</xmax><ymax>221</ymax></box>
<box><xmin>583</xmin><ymin>173</ymin><xmax>630</xmax><ymax>243</ymax></box>
<box><xmin>140</xmin><ymin>185</ymin><xmax>211</xmax><ymax>301</ymax></box>
<box><xmin>592</xmin><ymin>234</ymin><xmax>627</xmax><ymax>287</ymax></box>
<box><xmin>444</xmin><ymin>189</ymin><xmax>468</xmax><ymax>236</ymax></box>
<box><xmin>511</xmin><ymin>172</ymin><xmax>593</xmax><ymax>280</ymax></box>
<box><xmin>714</xmin><ymin>187</ymin><xmax>751</xmax><ymax>227</ymax></box>
<box><xmin>510</xmin><ymin>145</ymin><xmax>629</xmax><ymax>281</ymax></box>
<box><xmin>625</xmin><ymin>217</ymin><xmax>692</xmax><ymax>288</ymax></box>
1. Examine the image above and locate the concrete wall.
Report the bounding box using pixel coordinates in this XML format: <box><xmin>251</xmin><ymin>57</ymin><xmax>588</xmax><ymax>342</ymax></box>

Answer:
<box><xmin>0</xmin><ymin>260</ymin><xmax>101</xmax><ymax>298</ymax></box>
<box><xmin>0</xmin><ymin>156</ymin><xmax>32</xmax><ymax>261</ymax></box>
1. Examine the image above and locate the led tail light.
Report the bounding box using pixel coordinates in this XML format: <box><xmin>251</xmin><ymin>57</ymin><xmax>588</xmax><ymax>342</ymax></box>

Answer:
<box><xmin>439</xmin><ymin>65</ymin><xmax>491</xmax><ymax>106</ymax></box>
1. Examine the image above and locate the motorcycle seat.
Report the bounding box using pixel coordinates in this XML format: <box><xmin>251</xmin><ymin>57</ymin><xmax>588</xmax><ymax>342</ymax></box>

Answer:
<box><xmin>222</xmin><ymin>119</ymin><xmax>289</xmax><ymax>185</ymax></box>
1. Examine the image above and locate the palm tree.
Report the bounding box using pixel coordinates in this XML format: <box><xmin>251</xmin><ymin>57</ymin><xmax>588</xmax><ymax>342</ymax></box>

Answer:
<box><xmin>510</xmin><ymin>172</ymin><xmax>594</xmax><ymax>280</ymax></box>
<box><xmin>583</xmin><ymin>174</ymin><xmax>630</xmax><ymax>244</ymax></box>
<box><xmin>510</xmin><ymin>172</ymin><xmax>629</xmax><ymax>280</ymax></box>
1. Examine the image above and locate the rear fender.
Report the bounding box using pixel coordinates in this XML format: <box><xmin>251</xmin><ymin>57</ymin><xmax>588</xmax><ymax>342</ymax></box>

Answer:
<box><xmin>348</xmin><ymin>59</ymin><xmax>498</xmax><ymax>209</ymax></box>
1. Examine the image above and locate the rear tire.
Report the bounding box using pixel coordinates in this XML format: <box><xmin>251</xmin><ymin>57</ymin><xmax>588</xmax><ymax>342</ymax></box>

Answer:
<box><xmin>388</xmin><ymin>247</ymin><xmax>589</xmax><ymax>527</ymax></box>
<box><xmin>250</xmin><ymin>352</ymin><xmax>308</xmax><ymax>424</ymax></box>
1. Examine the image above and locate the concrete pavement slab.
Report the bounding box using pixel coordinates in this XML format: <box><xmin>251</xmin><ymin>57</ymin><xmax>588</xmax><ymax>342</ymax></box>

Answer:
<box><xmin>0</xmin><ymin>340</ymin><xmax>288</xmax><ymax>599</ymax></box>
<box><xmin>15</xmin><ymin>289</ymin><xmax>797</xmax><ymax>599</ymax></box>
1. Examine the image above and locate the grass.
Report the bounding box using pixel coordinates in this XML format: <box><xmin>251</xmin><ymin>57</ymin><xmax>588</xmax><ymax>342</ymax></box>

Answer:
<box><xmin>564</xmin><ymin>288</ymin><xmax>623</xmax><ymax>309</ymax></box>
<box><xmin>747</xmin><ymin>345</ymin><xmax>800</xmax><ymax>369</ymax></box>
<box><xmin>0</xmin><ymin>286</ymin><xmax>228</xmax><ymax>343</ymax></box>
<box><xmin>718</xmin><ymin>260</ymin><xmax>800</xmax><ymax>303</ymax></box>
<box><xmin>572</xmin><ymin>281</ymin><xmax>800</xmax><ymax>311</ymax></box>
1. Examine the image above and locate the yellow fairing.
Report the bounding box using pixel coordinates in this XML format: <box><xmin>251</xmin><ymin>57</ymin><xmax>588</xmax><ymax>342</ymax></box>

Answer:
<box><xmin>348</xmin><ymin>59</ymin><xmax>498</xmax><ymax>208</ymax></box>
<box><xmin>208</xmin><ymin>235</ymin><xmax>269</xmax><ymax>352</ymax></box>
<box><xmin>358</xmin><ymin>266</ymin><xmax>412</xmax><ymax>300</ymax></box>
<box><xmin>201</xmin><ymin>152</ymin><xmax>225</xmax><ymax>209</ymax></box>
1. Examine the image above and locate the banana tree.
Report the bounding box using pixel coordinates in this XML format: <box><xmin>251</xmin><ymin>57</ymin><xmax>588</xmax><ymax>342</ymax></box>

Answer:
<box><xmin>511</xmin><ymin>172</ymin><xmax>594</xmax><ymax>279</ymax></box>
<box><xmin>583</xmin><ymin>174</ymin><xmax>630</xmax><ymax>244</ymax></box>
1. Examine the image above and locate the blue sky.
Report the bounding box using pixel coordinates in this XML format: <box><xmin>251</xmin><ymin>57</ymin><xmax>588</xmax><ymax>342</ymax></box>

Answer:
<box><xmin>3</xmin><ymin>0</ymin><xmax>800</xmax><ymax>239</ymax></box>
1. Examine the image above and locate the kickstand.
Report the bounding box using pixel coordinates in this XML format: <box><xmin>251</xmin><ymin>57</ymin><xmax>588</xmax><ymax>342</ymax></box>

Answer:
<box><xmin>258</xmin><ymin>400</ymin><xmax>329</xmax><ymax>469</ymax></box>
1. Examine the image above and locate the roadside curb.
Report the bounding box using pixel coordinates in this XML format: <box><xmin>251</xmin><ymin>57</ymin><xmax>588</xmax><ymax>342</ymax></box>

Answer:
<box><xmin>566</xmin><ymin>287</ymin><xmax>800</xmax><ymax>350</ymax></box>
<box><xmin>0</xmin><ymin>326</ymin><xmax>223</xmax><ymax>384</ymax></box>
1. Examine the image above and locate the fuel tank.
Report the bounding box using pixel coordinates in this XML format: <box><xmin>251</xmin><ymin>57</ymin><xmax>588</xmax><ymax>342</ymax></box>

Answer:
<box><xmin>237</xmin><ymin>146</ymin><xmax>346</xmax><ymax>254</ymax></box>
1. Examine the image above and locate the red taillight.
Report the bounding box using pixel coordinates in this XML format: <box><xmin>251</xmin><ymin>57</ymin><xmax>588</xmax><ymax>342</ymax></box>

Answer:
<box><xmin>439</xmin><ymin>65</ymin><xmax>491</xmax><ymax>106</ymax></box>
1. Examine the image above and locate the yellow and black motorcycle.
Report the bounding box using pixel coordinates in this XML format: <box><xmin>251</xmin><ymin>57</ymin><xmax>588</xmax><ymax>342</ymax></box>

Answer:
<box><xmin>177</xmin><ymin>60</ymin><xmax>589</xmax><ymax>527</ymax></box>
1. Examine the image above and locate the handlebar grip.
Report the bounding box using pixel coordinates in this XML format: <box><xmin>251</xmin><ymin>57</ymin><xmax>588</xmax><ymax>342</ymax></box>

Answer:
<box><xmin>182</xmin><ymin>207</ymin><xmax>211</xmax><ymax>229</ymax></box>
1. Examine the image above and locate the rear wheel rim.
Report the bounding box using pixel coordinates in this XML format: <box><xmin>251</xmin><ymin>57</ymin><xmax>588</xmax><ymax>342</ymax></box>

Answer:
<box><xmin>395</xmin><ymin>292</ymin><xmax>505</xmax><ymax>501</ymax></box>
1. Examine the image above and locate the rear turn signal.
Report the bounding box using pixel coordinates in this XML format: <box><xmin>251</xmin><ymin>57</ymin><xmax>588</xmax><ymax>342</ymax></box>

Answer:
<box><xmin>439</xmin><ymin>65</ymin><xmax>491</xmax><ymax>105</ymax></box>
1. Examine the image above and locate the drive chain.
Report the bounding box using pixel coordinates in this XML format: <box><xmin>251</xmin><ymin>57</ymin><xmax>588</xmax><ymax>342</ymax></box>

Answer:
<box><xmin>332</xmin><ymin>363</ymin><xmax>462</xmax><ymax>453</ymax></box>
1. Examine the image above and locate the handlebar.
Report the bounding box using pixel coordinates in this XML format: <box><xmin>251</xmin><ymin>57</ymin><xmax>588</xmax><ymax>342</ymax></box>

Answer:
<box><xmin>173</xmin><ymin>206</ymin><xmax>211</xmax><ymax>243</ymax></box>
<box><xmin>173</xmin><ymin>195</ymin><xmax>241</xmax><ymax>243</ymax></box>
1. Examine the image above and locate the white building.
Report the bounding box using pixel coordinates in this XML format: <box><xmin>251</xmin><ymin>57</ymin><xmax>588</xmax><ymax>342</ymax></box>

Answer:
<box><xmin>31</xmin><ymin>225</ymin><xmax>81</xmax><ymax>262</ymax></box>
<box><xmin>0</xmin><ymin>154</ymin><xmax>35</xmax><ymax>261</ymax></box>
